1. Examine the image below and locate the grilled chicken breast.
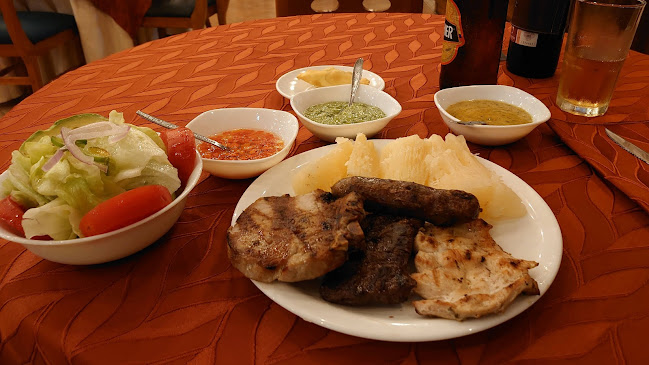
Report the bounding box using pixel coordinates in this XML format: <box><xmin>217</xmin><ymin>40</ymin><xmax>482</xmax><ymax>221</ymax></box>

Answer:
<box><xmin>330</xmin><ymin>176</ymin><xmax>481</xmax><ymax>226</ymax></box>
<box><xmin>227</xmin><ymin>190</ymin><xmax>365</xmax><ymax>283</ymax></box>
<box><xmin>320</xmin><ymin>214</ymin><xmax>422</xmax><ymax>305</ymax></box>
<box><xmin>412</xmin><ymin>219</ymin><xmax>539</xmax><ymax>320</ymax></box>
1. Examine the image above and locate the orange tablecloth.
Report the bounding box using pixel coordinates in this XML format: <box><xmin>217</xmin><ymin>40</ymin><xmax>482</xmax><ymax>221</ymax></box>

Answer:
<box><xmin>1</xmin><ymin>13</ymin><xmax>648</xmax><ymax>364</ymax></box>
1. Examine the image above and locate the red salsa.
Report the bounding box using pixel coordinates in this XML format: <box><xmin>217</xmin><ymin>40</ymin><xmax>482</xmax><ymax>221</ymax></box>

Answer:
<box><xmin>197</xmin><ymin>129</ymin><xmax>284</xmax><ymax>160</ymax></box>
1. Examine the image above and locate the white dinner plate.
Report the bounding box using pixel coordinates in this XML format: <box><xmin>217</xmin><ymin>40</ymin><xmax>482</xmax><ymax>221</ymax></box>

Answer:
<box><xmin>232</xmin><ymin>140</ymin><xmax>563</xmax><ymax>342</ymax></box>
<box><xmin>275</xmin><ymin>65</ymin><xmax>385</xmax><ymax>99</ymax></box>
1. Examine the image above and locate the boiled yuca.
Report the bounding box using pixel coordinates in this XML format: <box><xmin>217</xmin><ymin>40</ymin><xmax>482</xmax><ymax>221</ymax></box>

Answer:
<box><xmin>346</xmin><ymin>133</ymin><xmax>379</xmax><ymax>177</ymax></box>
<box><xmin>292</xmin><ymin>137</ymin><xmax>353</xmax><ymax>195</ymax></box>
<box><xmin>291</xmin><ymin>133</ymin><xmax>525</xmax><ymax>221</ymax></box>
<box><xmin>379</xmin><ymin>135</ymin><xmax>432</xmax><ymax>185</ymax></box>
<box><xmin>425</xmin><ymin>134</ymin><xmax>526</xmax><ymax>221</ymax></box>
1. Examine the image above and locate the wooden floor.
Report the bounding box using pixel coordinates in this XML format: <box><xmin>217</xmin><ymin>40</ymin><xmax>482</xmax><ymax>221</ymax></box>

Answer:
<box><xmin>0</xmin><ymin>0</ymin><xmax>439</xmax><ymax>117</ymax></box>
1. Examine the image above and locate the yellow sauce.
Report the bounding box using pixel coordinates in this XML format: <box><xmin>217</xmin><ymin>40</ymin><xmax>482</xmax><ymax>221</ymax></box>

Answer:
<box><xmin>445</xmin><ymin>100</ymin><xmax>533</xmax><ymax>126</ymax></box>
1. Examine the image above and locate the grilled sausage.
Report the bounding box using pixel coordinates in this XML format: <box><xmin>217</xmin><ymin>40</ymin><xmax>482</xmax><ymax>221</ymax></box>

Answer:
<box><xmin>330</xmin><ymin>176</ymin><xmax>480</xmax><ymax>226</ymax></box>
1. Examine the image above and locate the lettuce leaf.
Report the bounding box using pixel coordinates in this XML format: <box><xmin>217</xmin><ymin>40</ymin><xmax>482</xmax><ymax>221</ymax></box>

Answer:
<box><xmin>90</xmin><ymin>125</ymin><xmax>180</xmax><ymax>194</ymax></box>
<box><xmin>1</xmin><ymin>150</ymin><xmax>50</xmax><ymax>208</ymax></box>
<box><xmin>22</xmin><ymin>198</ymin><xmax>82</xmax><ymax>240</ymax></box>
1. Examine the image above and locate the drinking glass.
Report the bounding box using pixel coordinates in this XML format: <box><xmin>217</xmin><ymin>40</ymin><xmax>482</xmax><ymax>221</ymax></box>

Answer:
<box><xmin>556</xmin><ymin>0</ymin><xmax>646</xmax><ymax>117</ymax></box>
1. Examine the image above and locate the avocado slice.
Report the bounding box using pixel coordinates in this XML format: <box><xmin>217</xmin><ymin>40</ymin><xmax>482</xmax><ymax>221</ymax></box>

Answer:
<box><xmin>19</xmin><ymin>113</ymin><xmax>108</xmax><ymax>155</ymax></box>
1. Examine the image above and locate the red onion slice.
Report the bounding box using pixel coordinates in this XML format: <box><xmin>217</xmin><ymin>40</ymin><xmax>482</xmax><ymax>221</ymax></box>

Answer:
<box><xmin>42</xmin><ymin>148</ymin><xmax>65</xmax><ymax>172</ymax></box>
<box><xmin>47</xmin><ymin>122</ymin><xmax>131</xmax><ymax>173</ymax></box>
<box><xmin>66</xmin><ymin>122</ymin><xmax>125</xmax><ymax>141</ymax></box>
<box><xmin>61</xmin><ymin>127</ymin><xmax>94</xmax><ymax>166</ymax></box>
<box><xmin>108</xmin><ymin>125</ymin><xmax>130</xmax><ymax>143</ymax></box>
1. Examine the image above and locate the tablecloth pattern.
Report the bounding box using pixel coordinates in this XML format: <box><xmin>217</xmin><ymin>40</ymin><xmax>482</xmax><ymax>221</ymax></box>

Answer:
<box><xmin>1</xmin><ymin>13</ymin><xmax>648</xmax><ymax>364</ymax></box>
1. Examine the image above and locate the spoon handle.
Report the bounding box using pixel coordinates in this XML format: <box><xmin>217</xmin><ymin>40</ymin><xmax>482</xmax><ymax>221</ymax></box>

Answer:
<box><xmin>136</xmin><ymin>110</ymin><xmax>229</xmax><ymax>150</ymax></box>
<box><xmin>349</xmin><ymin>58</ymin><xmax>364</xmax><ymax>106</ymax></box>
<box><xmin>455</xmin><ymin>120</ymin><xmax>488</xmax><ymax>125</ymax></box>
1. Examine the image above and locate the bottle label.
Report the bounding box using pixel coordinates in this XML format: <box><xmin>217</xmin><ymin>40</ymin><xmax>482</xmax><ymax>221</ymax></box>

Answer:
<box><xmin>441</xmin><ymin>0</ymin><xmax>464</xmax><ymax>65</ymax></box>
<box><xmin>511</xmin><ymin>26</ymin><xmax>539</xmax><ymax>48</ymax></box>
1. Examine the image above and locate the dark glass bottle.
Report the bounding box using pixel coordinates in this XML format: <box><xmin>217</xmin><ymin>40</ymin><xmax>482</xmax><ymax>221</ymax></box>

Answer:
<box><xmin>439</xmin><ymin>0</ymin><xmax>510</xmax><ymax>89</ymax></box>
<box><xmin>506</xmin><ymin>0</ymin><xmax>571</xmax><ymax>78</ymax></box>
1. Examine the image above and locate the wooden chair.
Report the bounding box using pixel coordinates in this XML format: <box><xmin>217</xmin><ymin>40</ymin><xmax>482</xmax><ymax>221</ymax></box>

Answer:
<box><xmin>142</xmin><ymin>0</ymin><xmax>229</xmax><ymax>36</ymax></box>
<box><xmin>275</xmin><ymin>0</ymin><xmax>424</xmax><ymax>16</ymax></box>
<box><xmin>434</xmin><ymin>0</ymin><xmax>446</xmax><ymax>15</ymax></box>
<box><xmin>0</xmin><ymin>0</ymin><xmax>80</xmax><ymax>92</ymax></box>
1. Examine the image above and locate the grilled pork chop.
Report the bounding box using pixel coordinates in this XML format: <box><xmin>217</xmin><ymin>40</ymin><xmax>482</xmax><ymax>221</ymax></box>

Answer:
<box><xmin>320</xmin><ymin>215</ymin><xmax>422</xmax><ymax>305</ymax></box>
<box><xmin>227</xmin><ymin>190</ymin><xmax>365</xmax><ymax>283</ymax></box>
<box><xmin>330</xmin><ymin>177</ymin><xmax>480</xmax><ymax>226</ymax></box>
<box><xmin>412</xmin><ymin>219</ymin><xmax>539</xmax><ymax>320</ymax></box>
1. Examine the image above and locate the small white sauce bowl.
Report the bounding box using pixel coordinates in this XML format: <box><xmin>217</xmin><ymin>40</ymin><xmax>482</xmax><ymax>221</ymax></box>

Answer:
<box><xmin>0</xmin><ymin>152</ymin><xmax>203</xmax><ymax>265</ymax></box>
<box><xmin>186</xmin><ymin>108</ymin><xmax>299</xmax><ymax>179</ymax></box>
<box><xmin>290</xmin><ymin>84</ymin><xmax>402</xmax><ymax>142</ymax></box>
<box><xmin>434</xmin><ymin>85</ymin><xmax>551</xmax><ymax>146</ymax></box>
<box><xmin>275</xmin><ymin>65</ymin><xmax>385</xmax><ymax>99</ymax></box>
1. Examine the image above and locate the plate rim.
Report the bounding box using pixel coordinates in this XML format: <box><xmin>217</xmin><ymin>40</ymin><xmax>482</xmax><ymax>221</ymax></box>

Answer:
<box><xmin>275</xmin><ymin>65</ymin><xmax>386</xmax><ymax>99</ymax></box>
<box><xmin>232</xmin><ymin>139</ymin><xmax>563</xmax><ymax>342</ymax></box>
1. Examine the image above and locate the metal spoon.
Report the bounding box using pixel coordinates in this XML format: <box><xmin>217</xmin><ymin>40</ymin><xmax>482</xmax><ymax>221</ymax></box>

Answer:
<box><xmin>136</xmin><ymin>110</ymin><xmax>229</xmax><ymax>150</ymax></box>
<box><xmin>348</xmin><ymin>58</ymin><xmax>364</xmax><ymax>106</ymax></box>
<box><xmin>455</xmin><ymin>120</ymin><xmax>487</xmax><ymax>125</ymax></box>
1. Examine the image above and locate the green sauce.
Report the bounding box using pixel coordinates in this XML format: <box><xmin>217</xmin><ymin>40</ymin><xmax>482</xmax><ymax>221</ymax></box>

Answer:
<box><xmin>304</xmin><ymin>101</ymin><xmax>386</xmax><ymax>125</ymax></box>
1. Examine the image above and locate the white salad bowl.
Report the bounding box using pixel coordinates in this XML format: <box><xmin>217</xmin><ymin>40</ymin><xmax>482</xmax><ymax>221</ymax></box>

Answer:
<box><xmin>0</xmin><ymin>152</ymin><xmax>203</xmax><ymax>265</ymax></box>
<box><xmin>434</xmin><ymin>85</ymin><xmax>551</xmax><ymax>146</ymax></box>
<box><xmin>186</xmin><ymin>108</ymin><xmax>299</xmax><ymax>179</ymax></box>
<box><xmin>290</xmin><ymin>84</ymin><xmax>402</xmax><ymax>142</ymax></box>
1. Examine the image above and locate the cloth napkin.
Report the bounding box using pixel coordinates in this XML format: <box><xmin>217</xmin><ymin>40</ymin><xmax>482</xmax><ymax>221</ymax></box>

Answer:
<box><xmin>539</xmin><ymin>48</ymin><xmax>649</xmax><ymax>214</ymax></box>
<box><xmin>549</xmin><ymin>119</ymin><xmax>649</xmax><ymax>213</ymax></box>
<box><xmin>88</xmin><ymin>0</ymin><xmax>152</xmax><ymax>37</ymax></box>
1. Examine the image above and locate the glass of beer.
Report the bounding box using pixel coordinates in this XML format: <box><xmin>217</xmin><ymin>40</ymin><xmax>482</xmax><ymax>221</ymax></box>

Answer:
<box><xmin>556</xmin><ymin>0</ymin><xmax>646</xmax><ymax>117</ymax></box>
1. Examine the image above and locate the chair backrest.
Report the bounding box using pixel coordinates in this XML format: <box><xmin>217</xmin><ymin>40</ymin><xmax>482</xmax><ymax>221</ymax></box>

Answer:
<box><xmin>143</xmin><ymin>0</ymin><xmax>209</xmax><ymax>29</ymax></box>
<box><xmin>0</xmin><ymin>0</ymin><xmax>36</xmax><ymax>54</ymax></box>
<box><xmin>275</xmin><ymin>0</ymin><xmax>424</xmax><ymax>17</ymax></box>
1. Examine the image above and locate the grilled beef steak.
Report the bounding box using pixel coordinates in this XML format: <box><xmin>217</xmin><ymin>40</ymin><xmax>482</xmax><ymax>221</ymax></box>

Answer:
<box><xmin>330</xmin><ymin>177</ymin><xmax>480</xmax><ymax>226</ymax></box>
<box><xmin>320</xmin><ymin>214</ymin><xmax>422</xmax><ymax>305</ymax></box>
<box><xmin>227</xmin><ymin>190</ymin><xmax>365</xmax><ymax>283</ymax></box>
<box><xmin>412</xmin><ymin>219</ymin><xmax>540</xmax><ymax>320</ymax></box>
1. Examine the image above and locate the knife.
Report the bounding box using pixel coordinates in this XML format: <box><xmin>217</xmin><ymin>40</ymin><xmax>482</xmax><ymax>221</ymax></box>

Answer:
<box><xmin>605</xmin><ymin>128</ymin><xmax>649</xmax><ymax>165</ymax></box>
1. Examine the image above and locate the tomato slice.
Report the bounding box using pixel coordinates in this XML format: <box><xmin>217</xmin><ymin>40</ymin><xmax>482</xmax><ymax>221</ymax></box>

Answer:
<box><xmin>0</xmin><ymin>196</ymin><xmax>26</xmax><ymax>236</ymax></box>
<box><xmin>160</xmin><ymin>127</ymin><xmax>196</xmax><ymax>189</ymax></box>
<box><xmin>79</xmin><ymin>185</ymin><xmax>173</xmax><ymax>237</ymax></box>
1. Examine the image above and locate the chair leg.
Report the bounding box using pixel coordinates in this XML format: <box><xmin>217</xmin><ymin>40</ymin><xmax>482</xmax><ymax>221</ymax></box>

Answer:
<box><xmin>22</xmin><ymin>55</ymin><xmax>43</xmax><ymax>92</ymax></box>
<box><xmin>191</xmin><ymin>17</ymin><xmax>206</xmax><ymax>30</ymax></box>
<box><xmin>217</xmin><ymin>0</ymin><xmax>229</xmax><ymax>25</ymax></box>
<box><xmin>159</xmin><ymin>27</ymin><xmax>171</xmax><ymax>38</ymax></box>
